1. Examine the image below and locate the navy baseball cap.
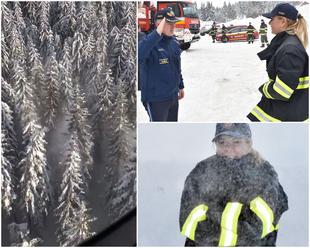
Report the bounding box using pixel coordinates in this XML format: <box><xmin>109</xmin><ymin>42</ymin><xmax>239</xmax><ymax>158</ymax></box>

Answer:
<box><xmin>156</xmin><ymin>8</ymin><xmax>179</xmax><ymax>23</ymax></box>
<box><xmin>262</xmin><ymin>3</ymin><xmax>299</xmax><ymax>21</ymax></box>
<box><xmin>212</xmin><ymin>123</ymin><xmax>252</xmax><ymax>142</ymax></box>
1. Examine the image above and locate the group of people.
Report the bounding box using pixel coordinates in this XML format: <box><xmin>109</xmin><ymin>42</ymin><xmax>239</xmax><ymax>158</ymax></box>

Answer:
<box><xmin>138</xmin><ymin>3</ymin><xmax>308</xmax><ymax>122</ymax></box>
<box><xmin>208</xmin><ymin>20</ymin><xmax>269</xmax><ymax>46</ymax></box>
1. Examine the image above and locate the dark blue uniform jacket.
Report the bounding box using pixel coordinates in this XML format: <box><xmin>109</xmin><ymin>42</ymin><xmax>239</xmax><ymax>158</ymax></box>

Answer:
<box><xmin>138</xmin><ymin>30</ymin><xmax>184</xmax><ymax>102</ymax></box>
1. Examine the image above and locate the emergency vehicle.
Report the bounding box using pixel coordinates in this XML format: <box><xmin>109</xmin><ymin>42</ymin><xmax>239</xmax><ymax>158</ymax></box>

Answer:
<box><xmin>216</xmin><ymin>25</ymin><xmax>259</xmax><ymax>42</ymax></box>
<box><xmin>138</xmin><ymin>1</ymin><xmax>200</xmax><ymax>50</ymax></box>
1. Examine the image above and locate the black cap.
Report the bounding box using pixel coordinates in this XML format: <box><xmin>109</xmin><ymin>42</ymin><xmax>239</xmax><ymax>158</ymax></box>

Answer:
<box><xmin>156</xmin><ymin>7</ymin><xmax>179</xmax><ymax>23</ymax></box>
<box><xmin>212</xmin><ymin>123</ymin><xmax>252</xmax><ymax>142</ymax></box>
<box><xmin>262</xmin><ymin>3</ymin><xmax>299</xmax><ymax>21</ymax></box>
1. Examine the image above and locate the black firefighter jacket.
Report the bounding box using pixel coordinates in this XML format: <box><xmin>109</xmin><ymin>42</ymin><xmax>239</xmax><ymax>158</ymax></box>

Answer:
<box><xmin>179</xmin><ymin>153</ymin><xmax>288</xmax><ymax>246</ymax></box>
<box><xmin>247</xmin><ymin>31</ymin><xmax>308</xmax><ymax>122</ymax></box>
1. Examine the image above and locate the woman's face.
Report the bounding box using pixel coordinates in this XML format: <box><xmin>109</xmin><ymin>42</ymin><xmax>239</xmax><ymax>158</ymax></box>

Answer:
<box><xmin>269</xmin><ymin>16</ymin><xmax>289</xmax><ymax>34</ymax></box>
<box><xmin>215</xmin><ymin>135</ymin><xmax>252</xmax><ymax>159</ymax></box>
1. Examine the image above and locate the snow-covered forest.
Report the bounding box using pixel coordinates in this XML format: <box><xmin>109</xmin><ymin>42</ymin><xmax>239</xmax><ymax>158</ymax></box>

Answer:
<box><xmin>1</xmin><ymin>1</ymin><xmax>136</xmax><ymax>246</ymax></box>
<box><xmin>199</xmin><ymin>1</ymin><xmax>304</xmax><ymax>22</ymax></box>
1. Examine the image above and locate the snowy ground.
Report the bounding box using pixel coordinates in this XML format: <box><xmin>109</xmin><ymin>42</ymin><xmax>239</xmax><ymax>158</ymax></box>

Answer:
<box><xmin>138</xmin><ymin>4</ymin><xmax>309</xmax><ymax>122</ymax></box>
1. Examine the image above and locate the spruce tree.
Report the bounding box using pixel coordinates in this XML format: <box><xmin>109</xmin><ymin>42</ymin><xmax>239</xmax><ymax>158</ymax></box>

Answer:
<box><xmin>26</xmin><ymin>38</ymin><xmax>45</xmax><ymax>118</ymax></box>
<box><xmin>43</xmin><ymin>50</ymin><xmax>60</xmax><ymax>129</ymax></box>
<box><xmin>67</xmin><ymin>84</ymin><xmax>94</xmax><ymax>180</ymax></box>
<box><xmin>55</xmin><ymin>133</ymin><xmax>95</xmax><ymax>246</ymax></box>
<box><xmin>19</xmin><ymin>121</ymin><xmax>50</xmax><ymax>222</ymax></box>
<box><xmin>1</xmin><ymin>103</ymin><xmax>16</xmax><ymax>214</ymax></box>
<box><xmin>59</xmin><ymin>39</ymin><xmax>73</xmax><ymax>107</ymax></box>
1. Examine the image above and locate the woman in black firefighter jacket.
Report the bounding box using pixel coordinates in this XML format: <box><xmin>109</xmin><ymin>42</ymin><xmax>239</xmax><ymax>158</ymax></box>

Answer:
<box><xmin>247</xmin><ymin>3</ymin><xmax>308</xmax><ymax>122</ymax></box>
<box><xmin>179</xmin><ymin>123</ymin><xmax>288</xmax><ymax>246</ymax></box>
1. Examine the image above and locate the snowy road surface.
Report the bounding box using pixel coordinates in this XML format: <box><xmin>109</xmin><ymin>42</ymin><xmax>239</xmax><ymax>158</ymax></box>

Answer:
<box><xmin>138</xmin><ymin>35</ymin><xmax>268</xmax><ymax>122</ymax></box>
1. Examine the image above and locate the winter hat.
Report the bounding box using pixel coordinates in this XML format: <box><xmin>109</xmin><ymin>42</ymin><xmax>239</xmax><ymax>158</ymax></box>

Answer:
<box><xmin>212</xmin><ymin>123</ymin><xmax>252</xmax><ymax>142</ymax></box>
<box><xmin>156</xmin><ymin>7</ymin><xmax>179</xmax><ymax>23</ymax></box>
<box><xmin>262</xmin><ymin>3</ymin><xmax>299</xmax><ymax>21</ymax></box>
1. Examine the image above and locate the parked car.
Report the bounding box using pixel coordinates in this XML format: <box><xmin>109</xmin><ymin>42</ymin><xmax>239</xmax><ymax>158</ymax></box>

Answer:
<box><xmin>216</xmin><ymin>25</ymin><xmax>259</xmax><ymax>42</ymax></box>
<box><xmin>200</xmin><ymin>24</ymin><xmax>220</xmax><ymax>36</ymax></box>
<box><xmin>200</xmin><ymin>25</ymin><xmax>209</xmax><ymax>36</ymax></box>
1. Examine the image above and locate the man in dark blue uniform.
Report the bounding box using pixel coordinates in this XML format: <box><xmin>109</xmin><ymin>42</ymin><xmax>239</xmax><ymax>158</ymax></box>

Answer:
<box><xmin>138</xmin><ymin>8</ymin><xmax>185</xmax><ymax>122</ymax></box>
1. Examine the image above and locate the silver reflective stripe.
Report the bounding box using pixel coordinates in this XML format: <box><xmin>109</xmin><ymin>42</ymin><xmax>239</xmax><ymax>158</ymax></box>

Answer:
<box><xmin>297</xmin><ymin>77</ymin><xmax>309</xmax><ymax>89</ymax></box>
<box><xmin>250</xmin><ymin>106</ymin><xmax>281</xmax><ymax>122</ymax></box>
<box><xmin>273</xmin><ymin>77</ymin><xmax>293</xmax><ymax>99</ymax></box>
<box><xmin>251</xmin><ymin>107</ymin><xmax>271</xmax><ymax>122</ymax></box>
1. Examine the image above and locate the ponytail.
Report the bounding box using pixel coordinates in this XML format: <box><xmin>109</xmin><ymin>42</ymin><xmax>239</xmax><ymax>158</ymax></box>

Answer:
<box><xmin>286</xmin><ymin>14</ymin><xmax>308</xmax><ymax>48</ymax></box>
<box><xmin>249</xmin><ymin>149</ymin><xmax>264</xmax><ymax>165</ymax></box>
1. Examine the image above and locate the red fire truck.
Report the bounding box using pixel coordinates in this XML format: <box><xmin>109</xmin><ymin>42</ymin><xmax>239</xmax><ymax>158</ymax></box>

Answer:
<box><xmin>138</xmin><ymin>1</ymin><xmax>200</xmax><ymax>50</ymax></box>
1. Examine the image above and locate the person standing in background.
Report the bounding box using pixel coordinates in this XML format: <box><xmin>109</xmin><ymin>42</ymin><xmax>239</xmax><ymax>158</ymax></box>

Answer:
<box><xmin>247</xmin><ymin>22</ymin><xmax>255</xmax><ymax>44</ymax></box>
<box><xmin>259</xmin><ymin>19</ymin><xmax>269</xmax><ymax>47</ymax></box>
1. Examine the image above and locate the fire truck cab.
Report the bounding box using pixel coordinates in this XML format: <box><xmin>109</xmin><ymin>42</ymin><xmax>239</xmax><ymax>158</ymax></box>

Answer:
<box><xmin>138</xmin><ymin>1</ymin><xmax>200</xmax><ymax>50</ymax></box>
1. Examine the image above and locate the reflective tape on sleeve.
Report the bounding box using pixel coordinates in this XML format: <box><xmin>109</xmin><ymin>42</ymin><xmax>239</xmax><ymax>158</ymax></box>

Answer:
<box><xmin>250</xmin><ymin>106</ymin><xmax>281</xmax><ymax>122</ymax></box>
<box><xmin>250</xmin><ymin>196</ymin><xmax>276</xmax><ymax>238</ymax></box>
<box><xmin>273</xmin><ymin>76</ymin><xmax>294</xmax><ymax>99</ymax></box>
<box><xmin>181</xmin><ymin>204</ymin><xmax>208</xmax><ymax>241</ymax></box>
<box><xmin>218</xmin><ymin>202</ymin><xmax>243</xmax><ymax>247</ymax></box>
<box><xmin>297</xmin><ymin>76</ymin><xmax>309</xmax><ymax>89</ymax></box>
<box><xmin>263</xmin><ymin>80</ymin><xmax>275</xmax><ymax>99</ymax></box>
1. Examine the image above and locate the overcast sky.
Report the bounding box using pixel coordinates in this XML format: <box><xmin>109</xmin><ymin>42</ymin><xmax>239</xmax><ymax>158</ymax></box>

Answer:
<box><xmin>138</xmin><ymin>123</ymin><xmax>308</xmax><ymax>246</ymax></box>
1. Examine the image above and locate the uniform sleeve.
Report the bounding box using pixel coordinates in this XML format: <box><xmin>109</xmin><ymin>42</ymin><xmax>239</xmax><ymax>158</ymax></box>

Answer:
<box><xmin>179</xmin><ymin>169</ymin><xmax>207</xmax><ymax>241</ymax></box>
<box><xmin>179</xmin><ymin>56</ymin><xmax>184</xmax><ymax>89</ymax></box>
<box><xmin>138</xmin><ymin>30</ymin><xmax>163</xmax><ymax>64</ymax></box>
<box><xmin>259</xmin><ymin>46</ymin><xmax>306</xmax><ymax>101</ymax></box>
<box><xmin>248</xmin><ymin>163</ymin><xmax>288</xmax><ymax>242</ymax></box>
<box><xmin>174</xmin><ymin>39</ymin><xmax>184</xmax><ymax>89</ymax></box>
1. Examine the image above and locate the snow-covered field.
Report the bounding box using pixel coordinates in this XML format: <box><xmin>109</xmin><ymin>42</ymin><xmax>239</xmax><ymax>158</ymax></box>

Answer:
<box><xmin>138</xmin><ymin>4</ymin><xmax>309</xmax><ymax>122</ymax></box>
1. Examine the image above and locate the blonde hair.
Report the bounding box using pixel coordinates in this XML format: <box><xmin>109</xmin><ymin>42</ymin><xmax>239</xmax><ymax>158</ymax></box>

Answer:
<box><xmin>285</xmin><ymin>15</ymin><xmax>308</xmax><ymax>48</ymax></box>
<box><xmin>249</xmin><ymin>148</ymin><xmax>264</xmax><ymax>165</ymax></box>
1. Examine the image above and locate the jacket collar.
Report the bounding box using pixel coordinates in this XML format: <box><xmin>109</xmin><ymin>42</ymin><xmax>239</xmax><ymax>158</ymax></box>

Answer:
<box><xmin>215</xmin><ymin>153</ymin><xmax>258</xmax><ymax>165</ymax></box>
<box><xmin>162</xmin><ymin>35</ymin><xmax>173</xmax><ymax>41</ymax></box>
<box><xmin>257</xmin><ymin>31</ymin><xmax>289</xmax><ymax>61</ymax></box>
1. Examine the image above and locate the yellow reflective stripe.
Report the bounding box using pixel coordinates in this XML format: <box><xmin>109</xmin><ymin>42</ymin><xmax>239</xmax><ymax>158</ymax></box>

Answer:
<box><xmin>297</xmin><ymin>76</ymin><xmax>309</xmax><ymax>89</ymax></box>
<box><xmin>273</xmin><ymin>76</ymin><xmax>294</xmax><ymax>99</ymax></box>
<box><xmin>275</xmin><ymin>224</ymin><xmax>279</xmax><ymax>230</ymax></box>
<box><xmin>181</xmin><ymin>204</ymin><xmax>208</xmax><ymax>240</ymax></box>
<box><xmin>250</xmin><ymin>197</ymin><xmax>276</xmax><ymax>238</ymax></box>
<box><xmin>250</xmin><ymin>106</ymin><xmax>281</xmax><ymax>122</ymax></box>
<box><xmin>218</xmin><ymin>202</ymin><xmax>243</xmax><ymax>247</ymax></box>
<box><xmin>263</xmin><ymin>80</ymin><xmax>275</xmax><ymax>99</ymax></box>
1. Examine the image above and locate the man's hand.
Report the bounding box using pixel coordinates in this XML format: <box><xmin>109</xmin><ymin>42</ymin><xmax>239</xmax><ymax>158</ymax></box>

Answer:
<box><xmin>156</xmin><ymin>18</ymin><xmax>166</xmax><ymax>35</ymax></box>
<box><xmin>178</xmin><ymin>89</ymin><xmax>185</xmax><ymax>100</ymax></box>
